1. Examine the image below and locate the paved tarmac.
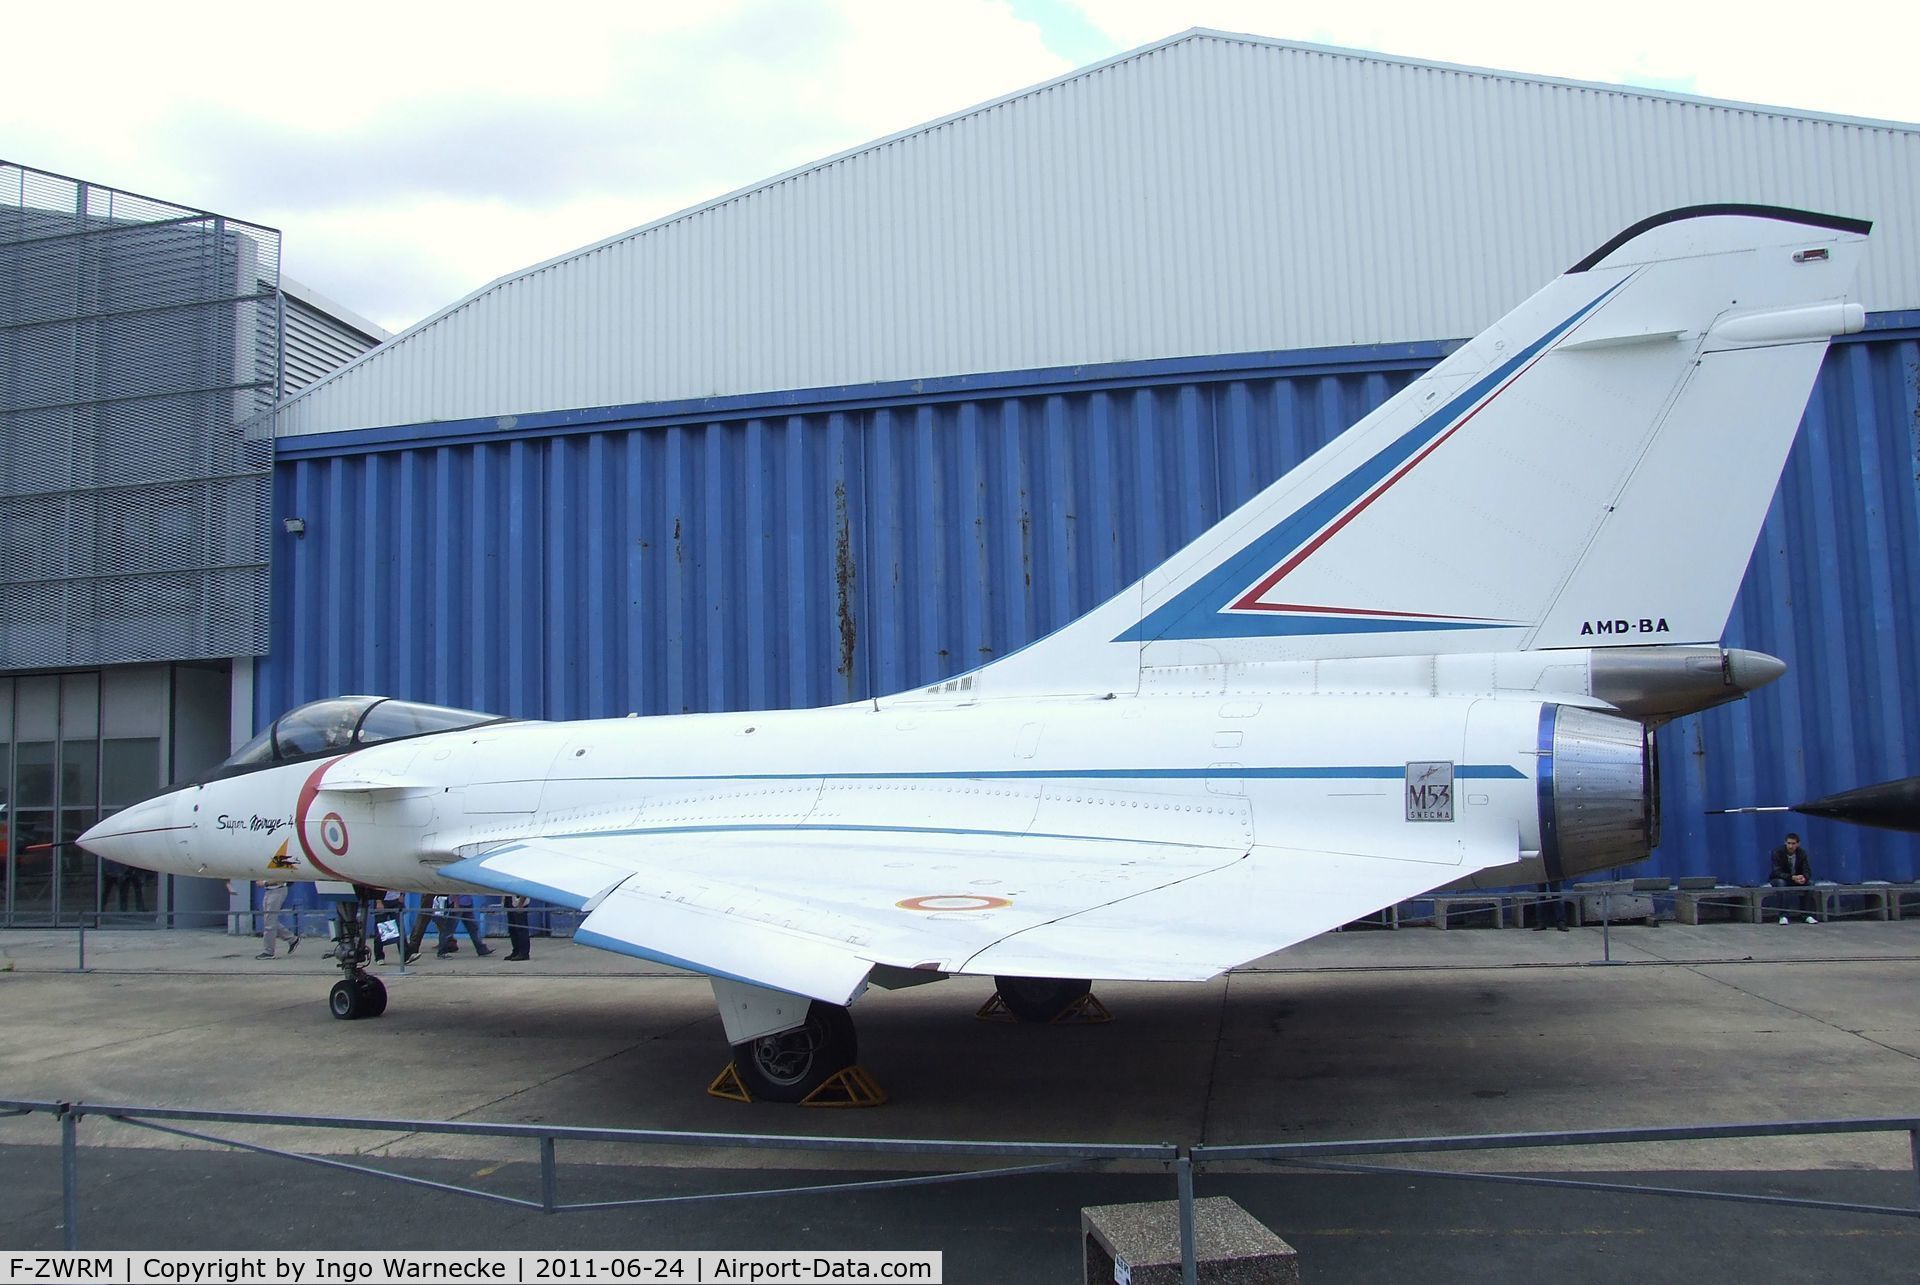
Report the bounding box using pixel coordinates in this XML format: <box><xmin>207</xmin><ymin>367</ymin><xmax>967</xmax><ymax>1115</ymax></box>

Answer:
<box><xmin>3</xmin><ymin>918</ymin><xmax>1918</xmax><ymax>1280</ymax></box>
<box><xmin>4</xmin><ymin>1148</ymin><xmax>1916</xmax><ymax>1282</ymax></box>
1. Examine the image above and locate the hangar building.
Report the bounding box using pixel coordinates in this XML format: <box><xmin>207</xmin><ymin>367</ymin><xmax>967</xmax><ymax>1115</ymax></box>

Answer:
<box><xmin>8</xmin><ymin>30</ymin><xmax>1920</xmax><ymax>925</ymax></box>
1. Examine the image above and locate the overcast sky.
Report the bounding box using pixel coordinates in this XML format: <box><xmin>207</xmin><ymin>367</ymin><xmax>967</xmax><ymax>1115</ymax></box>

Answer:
<box><xmin>8</xmin><ymin>0</ymin><xmax>1914</xmax><ymax>335</ymax></box>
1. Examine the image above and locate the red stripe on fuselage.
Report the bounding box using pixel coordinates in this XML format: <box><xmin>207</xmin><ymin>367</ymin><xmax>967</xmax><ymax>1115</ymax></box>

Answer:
<box><xmin>295</xmin><ymin>757</ymin><xmax>352</xmax><ymax>881</ymax></box>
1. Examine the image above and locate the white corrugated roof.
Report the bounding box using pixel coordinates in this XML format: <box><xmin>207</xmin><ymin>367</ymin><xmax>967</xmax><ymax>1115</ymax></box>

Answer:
<box><xmin>281</xmin><ymin>277</ymin><xmax>391</xmax><ymax>345</ymax></box>
<box><xmin>278</xmin><ymin>28</ymin><xmax>1920</xmax><ymax>437</ymax></box>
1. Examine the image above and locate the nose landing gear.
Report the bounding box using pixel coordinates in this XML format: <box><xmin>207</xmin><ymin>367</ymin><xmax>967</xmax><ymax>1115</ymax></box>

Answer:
<box><xmin>329</xmin><ymin>974</ymin><xmax>387</xmax><ymax>1019</ymax></box>
<box><xmin>327</xmin><ymin>887</ymin><xmax>389</xmax><ymax>1021</ymax></box>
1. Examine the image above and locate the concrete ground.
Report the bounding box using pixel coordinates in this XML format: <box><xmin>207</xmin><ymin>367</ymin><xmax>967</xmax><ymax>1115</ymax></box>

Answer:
<box><xmin>2</xmin><ymin>919</ymin><xmax>1917</xmax><ymax>1279</ymax></box>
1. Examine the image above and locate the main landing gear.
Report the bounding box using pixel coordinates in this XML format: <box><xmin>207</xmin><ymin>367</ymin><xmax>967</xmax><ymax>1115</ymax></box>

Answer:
<box><xmin>326</xmin><ymin>886</ymin><xmax>388</xmax><ymax>1021</ymax></box>
<box><xmin>708</xmin><ymin>980</ymin><xmax>883</xmax><ymax>1105</ymax></box>
<box><xmin>725</xmin><ymin>1001</ymin><xmax>860</xmax><ymax>1103</ymax></box>
<box><xmin>990</xmin><ymin>975</ymin><xmax>1094</xmax><ymax>1023</ymax></box>
<box><xmin>708</xmin><ymin>975</ymin><xmax>1108</xmax><ymax>1105</ymax></box>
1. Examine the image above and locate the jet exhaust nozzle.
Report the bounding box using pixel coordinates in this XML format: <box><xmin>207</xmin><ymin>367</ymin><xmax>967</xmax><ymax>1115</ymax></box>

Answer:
<box><xmin>1540</xmin><ymin>705</ymin><xmax>1656</xmax><ymax>882</ymax></box>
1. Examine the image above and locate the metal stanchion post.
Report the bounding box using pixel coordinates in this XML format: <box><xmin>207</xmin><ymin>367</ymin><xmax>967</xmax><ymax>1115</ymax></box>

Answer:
<box><xmin>1176</xmin><ymin>1152</ymin><xmax>1197</xmax><ymax>1285</ymax></box>
<box><xmin>1601</xmin><ymin>886</ymin><xmax>1613</xmax><ymax>963</ymax></box>
<box><xmin>76</xmin><ymin>920</ymin><xmax>86</xmax><ymax>972</ymax></box>
<box><xmin>61</xmin><ymin>1106</ymin><xmax>78</xmax><ymax>1250</ymax></box>
<box><xmin>382</xmin><ymin>907</ymin><xmax>409</xmax><ymax>975</ymax></box>
<box><xmin>540</xmin><ymin>1136</ymin><xmax>558</xmax><ymax>1214</ymax></box>
<box><xmin>1909</xmin><ymin>1129</ymin><xmax>1920</xmax><ymax>1213</ymax></box>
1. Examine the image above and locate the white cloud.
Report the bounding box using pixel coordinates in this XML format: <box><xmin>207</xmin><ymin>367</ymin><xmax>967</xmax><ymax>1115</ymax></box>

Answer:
<box><xmin>9</xmin><ymin>0</ymin><xmax>1913</xmax><ymax>333</ymax></box>
<box><xmin>5</xmin><ymin>0</ymin><xmax>1067</xmax><ymax>332</ymax></box>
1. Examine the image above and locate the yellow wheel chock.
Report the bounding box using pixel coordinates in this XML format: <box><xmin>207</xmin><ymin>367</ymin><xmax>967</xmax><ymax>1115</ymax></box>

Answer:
<box><xmin>975</xmin><ymin>992</ymin><xmax>1017</xmax><ymax>1023</ymax></box>
<box><xmin>1052</xmin><ymin>992</ymin><xmax>1113</xmax><ymax>1024</ymax></box>
<box><xmin>800</xmin><ymin>1065</ymin><xmax>887</xmax><ymax>1107</ymax></box>
<box><xmin>706</xmin><ymin>1062</ymin><xmax>754</xmax><ymax>1102</ymax></box>
<box><xmin>705</xmin><ymin>1062</ymin><xmax>887</xmax><ymax>1107</ymax></box>
<box><xmin>975</xmin><ymin>991</ymin><xmax>1113</xmax><ymax>1024</ymax></box>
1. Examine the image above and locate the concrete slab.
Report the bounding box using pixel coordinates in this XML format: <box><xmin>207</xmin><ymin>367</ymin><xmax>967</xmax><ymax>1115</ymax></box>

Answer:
<box><xmin>1204</xmin><ymin>961</ymin><xmax>1920</xmax><ymax>1169</ymax></box>
<box><xmin>4</xmin><ymin>1146</ymin><xmax>1917</xmax><ymax>1283</ymax></box>
<box><xmin>1</xmin><ymin>923</ymin><xmax>1916</xmax><ymax>1181</ymax></box>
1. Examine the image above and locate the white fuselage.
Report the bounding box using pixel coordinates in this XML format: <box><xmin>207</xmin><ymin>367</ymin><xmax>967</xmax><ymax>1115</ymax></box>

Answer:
<box><xmin>110</xmin><ymin>688</ymin><xmax>1550</xmax><ymax>896</ymax></box>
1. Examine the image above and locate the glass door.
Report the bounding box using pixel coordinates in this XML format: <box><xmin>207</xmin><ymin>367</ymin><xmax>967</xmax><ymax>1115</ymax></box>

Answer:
<box><xmin>58</xmin><ymin>673</ymin><xmax>101</xmax><ymax>925</ymax></box>
<box><xmin>99</xmin><ymin>736</ymin><xmax>160</xmax><ymax>917</ymax></box>
<box><xmin>100</xmin><ymin>666</ymin><xmax>168</xmax><ymax>922</ymax></box>
<box><xmin>0</xmin><ymin>681</ymin><xmax>9</xmax><ymax>925</ymax></box>
<box><xmin>1</xmin><ymin>666</ymin><xmax>173</xmax><ymax>925</ymax></box>
<box><xmin>8</xmin><ymin>676</ymin><xmax>58</xmax><ymax>925</ymax></box>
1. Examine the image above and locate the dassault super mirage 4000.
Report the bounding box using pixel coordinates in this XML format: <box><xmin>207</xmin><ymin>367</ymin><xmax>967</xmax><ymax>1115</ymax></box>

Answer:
<box><xmin>83</xmin><ymin>206</ymin><xmax>1870</xmax><ymax>1100</ymax></box>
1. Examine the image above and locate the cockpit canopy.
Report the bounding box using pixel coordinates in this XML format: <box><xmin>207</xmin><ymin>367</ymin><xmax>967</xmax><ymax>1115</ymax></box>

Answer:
<box><xmin>218</xmin><ymin>696</ymin><xmax>505</xmax><ymax>776</ymax></box>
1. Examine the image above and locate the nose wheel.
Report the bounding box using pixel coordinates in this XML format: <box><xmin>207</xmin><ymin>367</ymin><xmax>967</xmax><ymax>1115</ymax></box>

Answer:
<box><xmin>327</xmin><ymin>887</ymin><xmax>390</xmax><ymax>1020</ymax></box>
<box><xmin>329</xmin><ymin>974</ymin><xmax>388</xmax><ymax>1020</ymax></box>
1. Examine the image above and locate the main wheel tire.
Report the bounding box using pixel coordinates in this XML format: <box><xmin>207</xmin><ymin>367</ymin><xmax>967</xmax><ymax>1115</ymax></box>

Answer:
<box><xmin>355</xmin><ymin>974</ymin><xmax>388</xmax><ymax>1018</ymax></box>
<box><xmin>729</xmin><ymin>1001</ymin><xmax>858</xmax><ymax>1103</ymax></box>
<box><xmin>993</xmin><ymin>975</ymin><xmax>1092</xmax><ymax>1023</ymax></box>
<box><xmin>328</xmin><ymin>978</ymin><xmax>363</xmax><ymax>1020</ymax></box>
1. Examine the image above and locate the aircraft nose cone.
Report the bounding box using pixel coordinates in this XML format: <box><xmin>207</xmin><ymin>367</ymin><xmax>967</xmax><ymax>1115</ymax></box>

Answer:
<box><xmin>77</xmin><ymin>793</ymin><xmax>189</xmax><ymax>872</ymax></box>
<box><xmin>1724</xmin><ymin>649</ymin><xmax>1788</xmax><ymax>695</ymax></box>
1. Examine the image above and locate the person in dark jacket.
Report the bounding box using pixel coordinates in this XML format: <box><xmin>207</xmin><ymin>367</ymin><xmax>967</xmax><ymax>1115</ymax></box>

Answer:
<box><xmin>1768</xmin><ymin>832</ymin><xmax>1818</xmax><ymax>924</ymax></box>
<box><xmin>1531</xmin><ymin>879</ymin><xmax>1569</xmax><ymax>932</ymax></box>
<box><xmin>504</xmin><ymin>894</ymin><xmax>532</xmax><ymax>961</ymax></box>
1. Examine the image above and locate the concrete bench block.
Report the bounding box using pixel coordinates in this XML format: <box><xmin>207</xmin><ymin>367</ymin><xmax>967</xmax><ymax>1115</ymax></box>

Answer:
<box><xmin>1082</xmin><ymin>1195</ymin><xmax>1298</xmax><ymax>1284</ymax></box>
<box><xmin>1813</xmin><ymin>883</ymin><xmax>1894</xmax><ymax>921</ymax></box>
<box><xmin>1573</xmin><ymin>882</ymin><xmax>1655</xmax><ymax>924</ymax></box>
<box><xmin>1430</xmin><ymin>894</ymin><xmax>1505</xmax><ymax>929</ymax></box>
<box><xmin>1674</xmin><ymin>887</ymin><xmax>1755</xmax><ymax>925</ymax></box>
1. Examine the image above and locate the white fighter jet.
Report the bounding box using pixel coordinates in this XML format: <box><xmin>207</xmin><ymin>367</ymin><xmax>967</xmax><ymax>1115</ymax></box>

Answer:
<box><xmin>82</xmin><ymin>205</ymin><xmax>1871</xmax><ymax>1100</ymax></box>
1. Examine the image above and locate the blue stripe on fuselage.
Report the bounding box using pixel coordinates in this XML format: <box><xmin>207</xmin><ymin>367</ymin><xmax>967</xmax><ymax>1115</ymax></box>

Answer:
<box><xmin>532</xmin><ymin>764</ymin><xmax>1528</xmax><ymax>784</ymax></box>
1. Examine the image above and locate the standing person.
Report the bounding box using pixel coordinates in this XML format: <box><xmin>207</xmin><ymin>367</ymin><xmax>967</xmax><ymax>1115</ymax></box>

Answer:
<box><xmin>102</xmin><ymin>859</ymin><xmax>149</xmax><ymax>914</ymax></box>
<box><xmin>504</xmin><ymin>895</ymin><xmax>532</xmax><ymax>961</ymax></box>
<box><xmin>1531</xmin><ymin>879</ymin><xmax>1569</xmax><ymax>932</ymax></box>
<box><xmin>255</xmin><ymin>879</ymin><xmax>300</xmax><ymax>959</ymax></box>
<box><xmin>1769</xmin><ymin>832</ymin><xmax>1818</xmax><ymax>924</ymax></box>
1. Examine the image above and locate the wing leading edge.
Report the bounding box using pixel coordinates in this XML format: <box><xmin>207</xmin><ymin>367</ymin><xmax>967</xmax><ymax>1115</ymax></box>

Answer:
<box><xmin>443</xmin><ymin>824</ymin><xmax>1518</xmax><ymax>1002</ymax></box>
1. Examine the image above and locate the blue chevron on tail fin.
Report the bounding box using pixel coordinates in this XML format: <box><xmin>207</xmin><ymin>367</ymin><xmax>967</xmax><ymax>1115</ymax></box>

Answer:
<box><xmin>949</xmin><ymin>206</ymin><xmax>1869</xmax><ymax>700</ymax></box>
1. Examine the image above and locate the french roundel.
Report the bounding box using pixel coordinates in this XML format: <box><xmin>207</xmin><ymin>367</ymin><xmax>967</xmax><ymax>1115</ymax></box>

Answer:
<box><xmin>895</xmin><ymin>894</ymin><xmax>1012</xmax><ymax>912</ymax></box>
<box><xmin>319</xmin><ymin>812</ymin><xmax>350</xmax><ymax>856</ymax></box>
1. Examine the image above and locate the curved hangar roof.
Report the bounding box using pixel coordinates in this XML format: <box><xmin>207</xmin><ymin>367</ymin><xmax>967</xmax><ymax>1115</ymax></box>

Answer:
<box><xmin>277</xmin><ymin>28</ymin><xmax>1920</xmax><ymax>439</ymax></box>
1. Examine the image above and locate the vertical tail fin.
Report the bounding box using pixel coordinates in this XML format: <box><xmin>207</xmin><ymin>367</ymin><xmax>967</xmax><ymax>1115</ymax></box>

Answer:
<box><xmin>964</xmin><ymin>206</ymin><xmax>1870</xmax><ymax>698</ymax></box>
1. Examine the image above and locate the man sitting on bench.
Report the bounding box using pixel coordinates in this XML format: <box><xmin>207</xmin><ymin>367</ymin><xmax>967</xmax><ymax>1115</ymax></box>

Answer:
<box><xmin>1769</xmin><ymin>832</ymin><xmax>1818</xmax><ymax>925</ymax></box>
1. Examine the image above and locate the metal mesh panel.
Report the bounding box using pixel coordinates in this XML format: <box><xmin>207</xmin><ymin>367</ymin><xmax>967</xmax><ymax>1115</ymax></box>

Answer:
<box><xmin>0</xmin><ymin>161</ymin><xmax>279</xmax><ymax>668</ymax></box>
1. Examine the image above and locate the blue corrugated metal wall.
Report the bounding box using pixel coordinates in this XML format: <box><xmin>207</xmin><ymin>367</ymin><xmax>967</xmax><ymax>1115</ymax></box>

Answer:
<box><xmin>263</xmin><ymin>321</ymin><xmax>1920</xmax><ymax>883</ymax></box>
